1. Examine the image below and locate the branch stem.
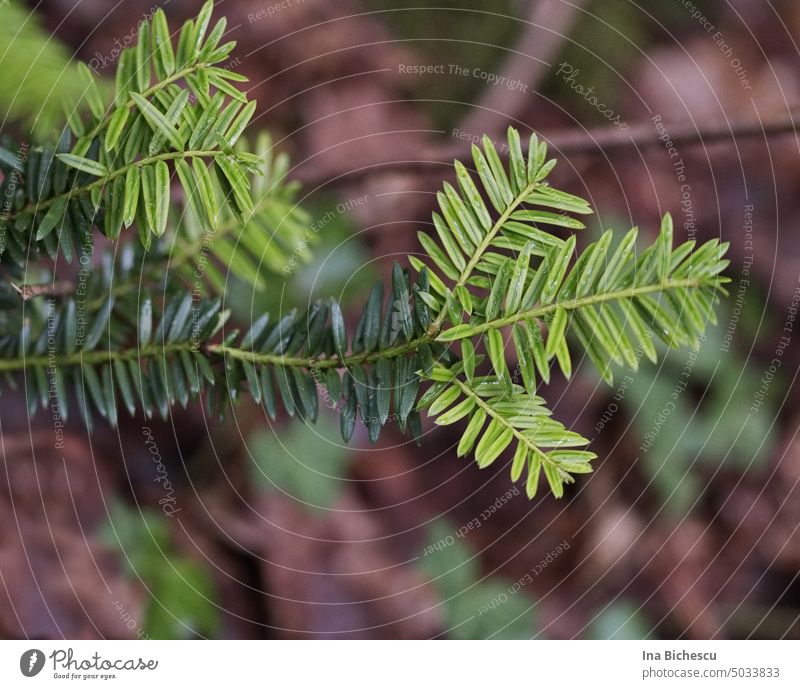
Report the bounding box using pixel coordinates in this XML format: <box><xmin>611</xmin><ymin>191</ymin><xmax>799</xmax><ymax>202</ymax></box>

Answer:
<box><xmin>0</xmin><ymin>342</ymin><xmax>194</xmax><ymax>372</ymax></box>
<box><xmin>13</xmin><ymin>149</ymin><xmax>225</xmax><ymax>220</ymax></box>
<box><xmin>0</xmin><ymin>278</ymin><xmax>705</xmax><ymax>374</ymax></box>
<box><xmin>437</xmin><ymin>277</ymin><xmax>703</xmax><ymax>339</ymax></box>
<box><xmin>210</xmin><ymin>277</ymin><xmax>704</xmax><ymax>369</ymax></box>
<box><xmin>207</xmin><ymin>332</ymin><xmax>434</xmax><ymax>370</ymax></box>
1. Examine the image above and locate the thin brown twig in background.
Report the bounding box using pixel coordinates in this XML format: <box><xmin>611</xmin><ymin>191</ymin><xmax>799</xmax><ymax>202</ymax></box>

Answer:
<box><xmin>11</xmin><ymin>281</ymin><xmax>75</xmax><ymax>301</ymax></box>
<box><xmin>297</xmin><ymin>112</ymin><xmax>800</xmax><ymax>189</ymax></box>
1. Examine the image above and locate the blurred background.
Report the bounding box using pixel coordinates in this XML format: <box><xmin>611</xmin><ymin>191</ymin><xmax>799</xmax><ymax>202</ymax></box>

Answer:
<box><xmin>1</xmin><ymin>0</ymin><xmax>800</xmax><ymax>639</ymax></box>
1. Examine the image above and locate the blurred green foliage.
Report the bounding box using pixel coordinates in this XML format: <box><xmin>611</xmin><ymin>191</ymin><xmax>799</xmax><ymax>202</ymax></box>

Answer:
<box><xmin>227</xmin><ymin>195</ymin><xmax>376</xmax><ymax>322</ymax></box>
<box><xmin>249</xmin><ymin>413</ymin><xmax>352</xmax><ymax>510</ymax></box>
<box><xmin>625</xmin><ymin>294</ymin><xmax>776</xmax><ymax>516</ymax></box>
<box><xmin>589</xmin><ymin>600</ymin><xmax>653</xmax><ymax>640</ymax></box>
<box><xmin>418</xmin><ymin>520</ymin><xmax>535</xmax><ymax>639</ymax></box>
<box><xmin>0</xmin><ymin>0</ymin><xmax>98</xmax><ymax>139</ymax></box>
<box><xmin>99</xmin><ymin>502</ymin><xmax>220</xmax><ymax>639</ymax></box>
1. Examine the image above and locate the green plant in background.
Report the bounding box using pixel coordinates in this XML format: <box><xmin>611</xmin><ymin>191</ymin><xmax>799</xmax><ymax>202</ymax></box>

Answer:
<box><xmin>624</xmin><ymin>298</ymin><xmax>776</xmax><ymax>516</ymax></box>
<box><xmin>100</xmin><ymin>502</ymin><xmax>219</xmax><ymax>639</ymax></box>
<box><xmin>423</xmin><ymin>537</ymin><xmax>656</xmax><ymax>640</ymax></box>
<box><xmin>249</xmin><ymin>415</ymin><xmax>352</xmax><ymax>510</ymax></box>
<box><xmin>231</xmin><ymin>192</ymin><xmax>377</xmax><ymax>319</ymax></box>
<box><xmin>171</xmin><ymin>132</ymin><xmax>314</xmax><ymax>295</ymax></box>
<box><xmin>0</xmin><ymin>1</ymin><xmax>729</xmax><ymax>500</ymax></box>
<box><xmin>0</xmin><ymin>0</ymin><xmax>101</xmax><ymax>139</ymax></box>
<box><xmin>419</xmin><ymin>520</ymin><xmax>535</xmax><ymax>639</ymax></box>
<box><xmin>588</xmin><ymin>600</ymin><xmax>653</xmax><ymax>640</ymax></box>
